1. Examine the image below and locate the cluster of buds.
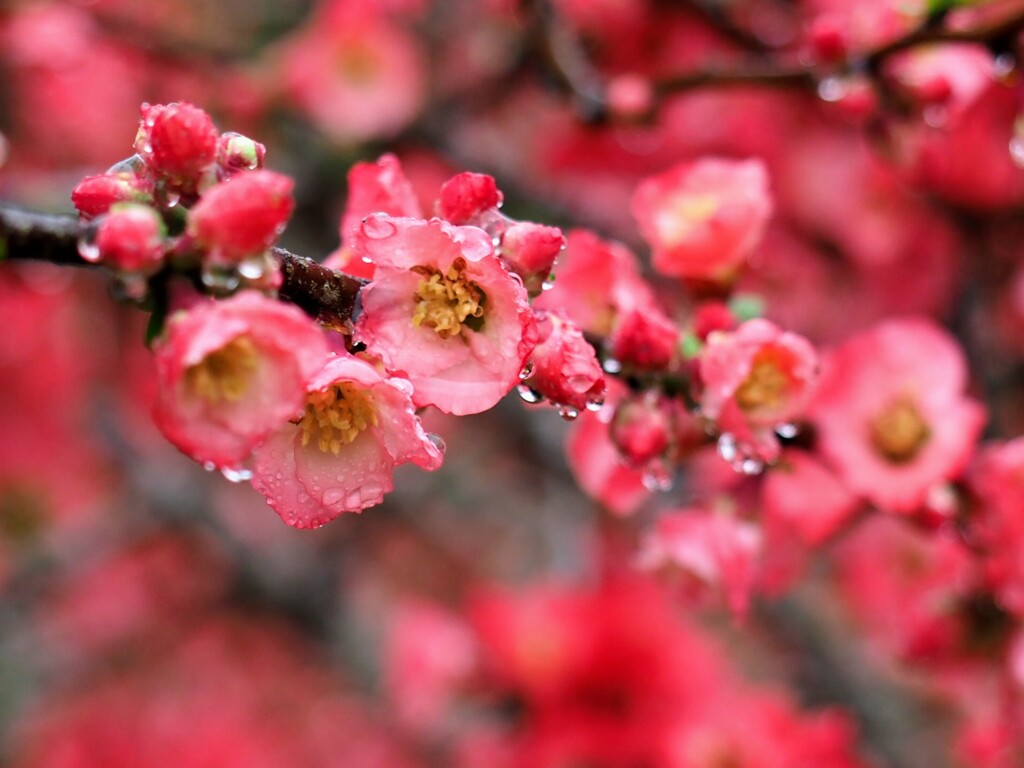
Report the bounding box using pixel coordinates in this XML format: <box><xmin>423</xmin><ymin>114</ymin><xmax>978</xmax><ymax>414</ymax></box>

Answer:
<box><xmin>71</xmin><ymin>102</ymin><xmax>286</xmax><ymax>298</ymax></box>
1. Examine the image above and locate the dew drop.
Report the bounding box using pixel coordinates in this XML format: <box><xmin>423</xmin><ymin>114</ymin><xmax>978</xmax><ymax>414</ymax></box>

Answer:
<box><xmin>585</xmin><ymin>396</ymin><xmax>605</xmax><ymax>412</ymax></box>
<box><xmin>558</xmin><ymin>405</ymin><xmax>580</xmax><ymax>421</ymax></box>
<box><xmin>519</xmin><ymin>360</ymin><xmax>535</xmax><ymax>380</ymax></box>
<box><xmin>237</xmin><ymin>255</ymin><xmax>267</xmax><ymax>281</ymax></box>
<box><xmin>541</xmin><ymin>272</ymin><xmax>557</xmax><ymax>291</ymax></box>
<box><xmin>641</xmin><ymin>460</ymin><xmax>673</xmax><ymax>492</ymax></box>
<box><xmin>817</xmin><ymin>76</ymin><xmax>847</xmax><ymax>103</ymax></box>
<box><xmin>163</xmin><ymin>189</ymin><xmax>181</xmax><ymax>209</ymax></box>
<box><xmin>427</xmin><ymin>433</ymin><xmax>447</xmax><ymax>453</ymax></box>
<box><xmin>201</xmin><ymin>264</ymin><xmax>241</xmax><ymax>294</ymax></box>
<box><xmin>110</xmin><ymin>272</ymin><xmax>149</xmax><ymax>304</ymax></box>
<box><xmin>774</xmin><ymin>422</ymin><xmax>799</xmax><ymax>439</ymax></box>
<box><xmin>717</xmin><ymin>433</ymin><xmax>738</xmax><ymax>463</ymax></box>
<box><xmin>202</xmin><ymin>461</ymin><xmax>217</xmax><ymax>472</ymax></box>
<box><xmin>602</xmin><ymin>358</ymin><xmax>623</xmax><ymax>374</ymax></box>
<box><xmin>739</xmin><ymin>457</ymin><xmax>765</xmax><ymax>475</ymax></box>
<box><xmin>220</xmin><ymin>466</ymin><xmax>253</xmax><ymax>483</ymax></box>
<box><xmin>517</xmin><ymin>384</ymin><xmax>544</xmax><ymax>404</ymax></box>
<box><xmin>995</xmin><ymin>53</ymin><xmax>1016</xmax><ymax>80</ymax></box>
<box><xmin>77</xmin><ymin>221</ymin><xmax>101</xmax><ymax>263</ymax></box>
<box><xmin>106</xmin><ymin>154</ymin><xmax>146</xmax><ymax>176</ymax></box>
<box><xmin>323</xmin><ymin>488</ymin><xmax>345</xmax><ymax>507</ymax></box>
<box><xmin>361</xmin><ymin>215</ymin><xmax>398</xmax><ymax>240</ymax></box>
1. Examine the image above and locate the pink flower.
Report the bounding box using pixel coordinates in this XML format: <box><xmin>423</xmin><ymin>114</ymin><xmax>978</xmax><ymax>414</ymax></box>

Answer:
<box><xmin>135</xmin><ymin>101</ymin><xmax>218</xmax><ymax>184</ymax></box>
<box><xmin>279</xmin><ymin>2</ymin><xmax>425</xmax><ymax>144</ymax></box>
<box><xmin>436</xmin><ymin>172</ymin><xmax>503</xmax><ymax>225</ymax></box>
<box><xmin>638</xmin><ymin>508</ymin><xmax>762</xmax><ymax>620</ymax></box>
<box><xmin>521</xmin><ymin>310</ymin><xmax>605</xmax><ymax>412</ymax></box>
<box><xmin>251</xmin><ymin>353</ymin><xmax>443</xmax><ymax>527</ymax></box>
<box><xmin>187</xmin><ymin>170</ymin><xmax>294</xmax><ymax>265</ymax></box>
<box><xmin>153</xmin><ymin>292</ymin><xmax>328</xmax><ymax>470</ymax></box>
<box><xmin>968</xmin><ymin>438</ymin><xmax>1024</xmax><ymax>615</ymax></box>
<box><xmin>339</xmin><ymin>153</ymin><xmax>422</xmax><ymax>249</ymax></box>
<box><xmin>761</xmin><ymin>449</ymin><xmax>860</xmax><ymax>546</ymax></box>
<box><xmin>632</xmin><ymin>157</ymin><xmax>772</xmax><ymax>284</ymax></box>
<box><xmin>354</xmin><ymin>215</ymin><xmax>537</xmax><ymax>415</ymax></box>
<box><xmin>92</xmin><ymin>203</ymin><xmax>166</xmax><ymax>275</ymax></box>
<box><xmin>810</xmin><ymin>318</ymin><xmax>986</xmax><ymax>514</ymax></box>
<box><xmin>699</xmin><ymin>318</ymin><xmax>819</xmax><ymax>464</ymax></box>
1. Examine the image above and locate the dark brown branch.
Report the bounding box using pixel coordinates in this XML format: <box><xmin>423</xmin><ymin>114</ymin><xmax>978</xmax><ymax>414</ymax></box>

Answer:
<box><xmin>0</xmin><ymin>203</ymin><xmax>366</xmax><ymax>331</ymax></box>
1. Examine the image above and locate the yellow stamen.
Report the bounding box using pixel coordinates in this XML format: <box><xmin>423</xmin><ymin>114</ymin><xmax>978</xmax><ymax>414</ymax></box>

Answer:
<box><xmin>735</xmin><ymin>357</ymin><xmax>788</xmax><ymax>414</ymax></box>
<box><xmin>298</xmin><ymin>383</ymin><xmax>378</xmax><ymax>455</ymax></box>
<box><xmin>657</xmin><ymin>192</ymin><xmax>719</xmax><ymax>245</ymax></box>
<box><xmin>411</xmin><ymin>257</ymin><xmax>486</xmax><ymax>339</ymax></box>
<box><xmin>870</xmin><ymin>396</ymin><xmax>931</xmax><ymax>464</ymax></box>
<box><xmin>184</xmin><ymin>336</ymin><xmax>258</xmax><ymax>403</ymax></box>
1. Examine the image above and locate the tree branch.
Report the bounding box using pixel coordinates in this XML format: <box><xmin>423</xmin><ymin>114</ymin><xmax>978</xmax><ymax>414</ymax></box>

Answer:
<box><xmin>0</xmin><ymin>203</ymin><xmax>366</xmax><ymax>331</ymax></box>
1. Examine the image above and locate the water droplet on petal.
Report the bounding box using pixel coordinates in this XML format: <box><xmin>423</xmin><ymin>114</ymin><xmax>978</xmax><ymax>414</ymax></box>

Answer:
<box><xmin>163</xmin><ymin>189</ymin><xmax>181</xmax><ymax>209</ymax></box>
<box><xmin>323</xmin><ymin>488</ymin><xmax>345</xmax><ymax>507</ymax></box>
<box><xmin>201</xmin><ymin>264</ymin><xmax>241</xmax><ymax>294</ymax></box>
<box><xmin>427</xmin><ymin>433</ymin><xmax>446</xmax><ymax>453</ymax></box>
<box><xmin>519</xmin><ymin>360</ymin><xmax>535</xmax><ymax>380</ymax></box>
<box><xmin>558</xmin><ymin>405</ymin><xmax>579</xmax><ymax>421</ymax></box>
<box><xmin>585</xmin><ymin>396</ymin><xmax>605</xmax><ymax>412</ymax></box>
<box><xmin>77</xmin><ymin>220</ymin><xmax>102</xmax><ymax>262</ymax></box>
<box><xmin>817</xmin><ymin>76</ymin><xmax>847</xmax><ymax>103</ymax></box>
<box><xmin>774</xmin><ymin>422</ymin><xmax>799</xmax><ymax>439</ymax></box>
<box><xmin>107</xmin><ymin>154</ymin><xmax>146</xmax><ymax>175</ymax></box>
<box><xmin>541</xmin><ymin>272</ymin><xmax>556</xmax><ymax>291</ymax></box>
<box><xmin>923</xmin><ymin>104</ymin><xmax>947</xmax><ymax>128</ymax></box>
<box><xmin>641</xmin><ymin>460</ymin><xmax>673</xmax><ymax>492</ymax></box>
<box><xmin>739</xmin><ymin>457</ymin><xmax>765</xmax><ymax>475</ymax></box>
<box><xmin>995</xmin><ymin>53</ymin><xmax>1016</xmax><ymax>80</ymax></box>
<box><xmin>220</xmin><ymin>466</ymin><xmax>253</xmax><ymax>483</ymax></box>
<box><xmin>110</xmin><ymin>272</ymin><xmax>149</xmax><ymax>304</ymax></box>
<box><xmin>202</xmin><ymin>461</ymin><xmax>216</xmax><ymax>472</ymax></box>
<box><xmin>517</xmin><ymin>384</ymin><xmax>544</xmax><ymax>404</ymax></box>
<box><xmin>717</xmin><ymin>433</ymin><xmax>738</xmax><ymax>463</ymax></box>
<box><xmin>361</xmin><ymin>216</ymin><xmax>397</xmax><ymax>240</ymax></box>
<box><xmin>602</xmin><ymin>358</ymin><xmax>623</xmax><ymax>374</ymax></box>
<box><xmin>237</xmin><ymin>254</ymin><xmax>267</xmax><ymax>281</ymax></box>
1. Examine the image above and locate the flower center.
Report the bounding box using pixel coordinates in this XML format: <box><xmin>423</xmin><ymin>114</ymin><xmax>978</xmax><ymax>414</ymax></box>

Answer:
<box><xmin>870</xmin><ymin>396</ymin><xmax>931</xmax><ymax>464</ymax></box>
<box><xmin>411</xmin><ymin>257</ymin><xmax>486</xmax><ymax>339</ymax></box>
<box><xmin>657</xmin><ymin>192</ymin><xmax>718</xmax><ymax>245</ymax></box>
<box><xmin>298</xmin><ymin>383</ymin><xmax>378</xmax><ymax>455</ymax></box>
<box><xmin>735</xmin><ymin>357</ymin><xmax>788</xmax><ymax>414</ymax></box>
<box><xmin>185</xmin><ymin>336</ymin><xmax>258</xmax><ymax>403</ymax></box>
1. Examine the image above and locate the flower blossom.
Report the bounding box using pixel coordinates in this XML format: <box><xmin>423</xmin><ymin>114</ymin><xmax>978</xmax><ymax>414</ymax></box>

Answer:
<box><xmin>251</xmin><ymin>353</ymin><xmax>444</xmax><ymax>528</ymax></box>
<box><xmin>810</xmin><ymin>317</ymin><xmax>985</xmax><ymax>514</ymax></box>
<box><xmin>632</xmin><ymin>157</ymin><xmax>772</xmax><ymax>284</ymax></box>
<box><xmin>153</xmin><ymin>292</ymin><xmax>328</xmax><ymax>470</ymax></box>
<box><xmin>699</xmin><ymin>318</ymin><xmax>819</xmax><ymax>465</ymax></box>
<box><xmin>520</xmin><ymin>310</ymin><xmax>605</xmax><ymax>413</ymax></box>
<box><xmin>354</xmin><ymin>214</ymin><xmax>537</xmax><ymax>415</ymax></box>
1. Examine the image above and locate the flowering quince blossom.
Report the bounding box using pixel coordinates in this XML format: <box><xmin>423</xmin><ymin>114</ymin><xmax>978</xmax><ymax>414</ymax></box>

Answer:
<box><xmin>251</xmin><ymin>352</ymin><xmax>443</xmax><ymax>528</ymax></box>
<box><xmin>89</xmin><ymin>202</ymin><xmax>166</xmax><ymax>276</ymax></box>
<box><xmin>631</xmin><ymin>157</ymin><xmax>772</xmax><ymax>284</ymax></box>
<box><xmin>638</xmin><ymin>508</ymin><xmax>762</xmax><ymax>620</ymax></box>
<box><xmin>699</xmin><ymin>318</ymin><xmax>820</xmax><ymax>465</ymax></box>
<box><xmin>354</xmin><ymin>214</ymin><xmax>537</xmax><ymax>415</ymax></box>
<box><xmin>810</xmin><ymin>318</ymin><xmax>986</xmax><ymax>514</ymax></box>
<box><xmin>153</xmin><ymin>291</ymin><xmax>328</xmax><ymax>471</ymax></box>
<box><xmin>134</xmin><ymin>101</ymin><xmax>218</xmax><ymax>188</ymax></box>
<box><xmin>520</xmin><ymin>310</ymin><xmax>605</xmax><ymax>412</ymax></box>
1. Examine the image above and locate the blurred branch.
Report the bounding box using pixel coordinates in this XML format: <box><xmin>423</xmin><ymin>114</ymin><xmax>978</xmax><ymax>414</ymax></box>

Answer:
<box><xmin>0</xmin><ymin>203</ymin><xmax>366</xmax><ymax>330</ymax></box>
<box><xmin>528</xmin><ymin>1</ymin><xmax>1024</xmax><ymax>120</ymax></box>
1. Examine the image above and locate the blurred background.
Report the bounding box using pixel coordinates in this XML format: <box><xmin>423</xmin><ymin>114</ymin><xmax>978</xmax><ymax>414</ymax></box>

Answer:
<box><xmin>3</xmin><ymin>1</ymin><xmax>1024</xmax><ymax>766</ymax></box>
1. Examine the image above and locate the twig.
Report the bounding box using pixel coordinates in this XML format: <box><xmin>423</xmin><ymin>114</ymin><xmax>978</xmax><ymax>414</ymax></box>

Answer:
<box><xmin>0</xmin><ymin>203</ymin><xmax>366</xmax><ymax>331</ymax></box>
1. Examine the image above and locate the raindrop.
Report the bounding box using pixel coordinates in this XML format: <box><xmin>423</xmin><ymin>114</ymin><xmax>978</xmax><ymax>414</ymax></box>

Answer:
<box><xmin>221</xmin><ymin>466</ymin><xmax>253</xmax><ymax>483</ymax></box>
<box><xmin>739</xmin><ymin>457</ymin><xmax>765</xmax><ymax>475</ymax></box>
<box><xmin>106</xmin><ymin>154</ymin><xmax>146</xmax><ymax>175</ymax></box>
<box><xmin>361</xmin><ymin>215</ymin><xmax>397</xmax><ymax>240</ymax></box>
<box><xmin>110</xmin><ymin>272</ymin><xmax>149</xmax><ymax>304</ymax></box>
<box><xmin>201</xmin><ymin>264</ymin><xmax>241</xmax><ymax>294</ymax></box>
<box><xmin>641</xmin><ymin>461</ymin><xmax>674</xmax><ymax>492</ymax></box>
<box><xmin>427</xmin><ymin>433</ymin><xmax>447</xmax><ymax>453</ymax></box>
<box><xmin>817</xmin><ymin>76</ymin><xmax>847</xmax><ymax>103</ymax></box>
<box><xmin>995</xmin><ymin>53</ymin><xmax>1016</xmax><ymax>80</ymax></box>
<box><xmin>774</xmin><ymin>422</ymin><xmax>799</xmax><ymax>439</ymax></box>
<box><xmin>163</xmin><ymin>189</ymin><xmax>181</xmax><ymax>209</ymax></box>
<box><xmin>322</xmin><ymin>488</ymin><xmax>345</xmax><ymax>507</ymax></box>
<box><xmin>517</xmin><ymin>385</ymin><xmax>544</xmax><ymax>404</ymax></box>
<box><xmin>602</xmin><ymin>358</ymin><xmax>623</xmax><ymax>374</ymax></box>
<box><xmin>77</xmin><ymin>222</ymin><xmax>101</xmax><ymax>263</ymax></box>
<box><xmin>203</xmin><ymin>461</ymin><xmax>217</xmax><ymax>472</ymax></box>
<box><xmin>585</xmin><ymin>396</ymin><xmax>605</xmax><ymax>412</ymax></box>
<box><xmin>237</xmin><ymin>255</ymin><xmax>267</xmax><ymax>281</ymax></box>
<box><xmin>541</xmin><ymin>272</ymin><xmax>556</xmax><ymax>291</ymax></box>
<box><xmin>717</xmin><ymin>433</ymin><xmax>738</xmax><ymax>463</ymax></box>
<box><xmin>519</xmin><ymin>360</ymin><xmax>535</xmax><ymax>380</ymax></box>
<box><xmin>558</xmin><ymin>405</ymin><xmax>580</xmax><ymax>421</ymax></box>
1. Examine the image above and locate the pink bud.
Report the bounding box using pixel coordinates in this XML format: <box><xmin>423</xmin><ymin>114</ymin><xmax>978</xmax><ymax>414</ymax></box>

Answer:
<box><xmin>500</xmin><ymin>222</ymin><xmax>564</xmax><ymax>295</ymax></box>
<box><xmin>135</xmin><ymin>102</ymin><xmax>218</xmax><ymax>182</ymax></box>
<box><xmin>611</xmin><ymin>395</ymin><xmax>672</xmax><ymax>466</ymax></box>
<box><xmin>436</xmin><ymin>172</ymin><xmax>503</xmax><ymax>224</ymax></box>
<box><xmin>188</xmin><ymin>170</ymin><xmax>295</xmax><ymax>264</ymax></box>
<box><xmin>523</xmin><ymin>311</ymin><xmax>605</xmax><ymax>412</ymax></box>
<box><xmin>216</xmin><ymin>131</ymin><xmax>266</xmax><ymax>174</ymax></box>
<box><xmin>610</xmin><ymin>306</ymin><xmax>679</xmax><ymax>371</ymax></box>
<box><xmin>93</xmin><ymin>203</ymin><xmax>166</xmax><ymax>274</ymax></box>
<box><xmin>71</xmin><ymin>173</ymin><xmax>152</xmax><ymax>220</ymax></box>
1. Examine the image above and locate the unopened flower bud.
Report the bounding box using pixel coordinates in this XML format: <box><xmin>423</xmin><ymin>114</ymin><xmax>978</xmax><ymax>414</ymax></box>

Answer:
<box><xmin>93</xmin><ymin>203</ymin><xmax>166</xmax><ymax>274</ymax></box>
<box><xmin>610</xmin><ymin>306</ymin><xmax>679</xmax><ymax>371</ymax></box>
<box><xmin>216</xmin><ymin>131</ymin><xmax>266</xmax><ymax>174</ymax></box>
<box><xmin>135</xmin><ymin>102</ymin><xmax>218</xmax><ymax>183</ymax></box>
<box><xmin>71</xmin><ymin>172</ymin><xmax>153</xmax><ymax>220</ymax></box>
<box><xmin>523</xmin><ymin>311</ymin><xmax>605</xmax><ymax>412</ymax></box>
<box><xmin>611</xmin><ymin>394</ymin><xmax>672</xmax><ymax>466</ymax></box>
<box><xmin>500</xmin><ymin>222</ymin><xmax>564</xmax><ymax>296</ymax></box>
<box><xmin>437</xmin><ymin>172</ymin><xmax>503</xmax><ymax>224</ymax></box>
